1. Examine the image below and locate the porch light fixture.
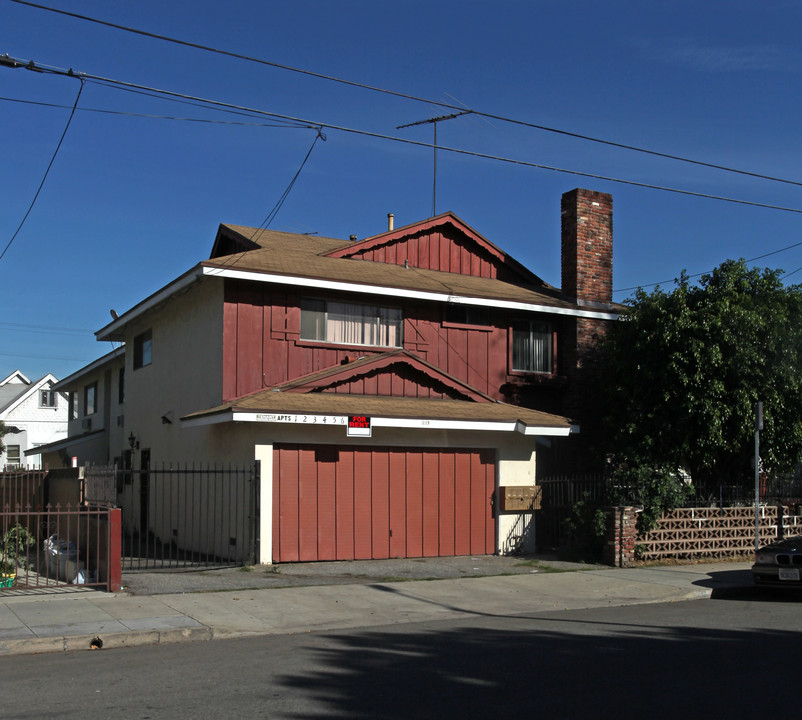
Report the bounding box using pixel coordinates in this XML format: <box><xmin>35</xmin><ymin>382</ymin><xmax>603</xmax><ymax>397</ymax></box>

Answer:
<box><xmin>128</xmin><ymin>432</ymin><xmax>139</xmax><ymax>450</ymax></box>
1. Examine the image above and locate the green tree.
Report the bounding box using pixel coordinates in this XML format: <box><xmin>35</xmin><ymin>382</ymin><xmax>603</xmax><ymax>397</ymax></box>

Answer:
<box><xmin>597</xmin><ymin>259</ymin><xmax>802</xmax><ymax>491</ymax></box>
<box><xmin>0</xmin><ymin>420</ymin><xmax>7</xmax><ymax>457</ymax></box>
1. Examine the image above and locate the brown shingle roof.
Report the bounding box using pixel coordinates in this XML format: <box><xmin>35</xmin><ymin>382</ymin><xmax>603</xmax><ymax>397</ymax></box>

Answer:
<box><xmin>205</xmin><ymin>224</ymin><xmax>575</xmax><ymax>309</ymax></box>
<box><xmin>183</xmin><ymin>390</ymin><xmax>572</xmax><ymax>429</ymax></box>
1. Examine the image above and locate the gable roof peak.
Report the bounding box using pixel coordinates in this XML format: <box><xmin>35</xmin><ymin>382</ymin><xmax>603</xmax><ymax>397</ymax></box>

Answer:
<box><xmin>0</xmin><ymin>370</ymin><xmax>30</xmax><ymax>386</ymax></box>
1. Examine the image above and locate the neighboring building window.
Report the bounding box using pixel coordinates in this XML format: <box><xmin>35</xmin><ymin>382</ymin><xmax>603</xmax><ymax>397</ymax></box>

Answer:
<box><xmin>5</xmin><ymin>445</ymin><xmax>20</xmax><ymax>467</ymax></box>
<box><xmin>69</xmin><ymin>391</ymin><xmax>78</xmax><ymax>420</ymax></box>
<box><xmin>134</xmin><ymin>329</ymin><xmax>153</xmax><ymax>369</ymax></box>
<box><xmin>40</xmin><ymin>389</ymin><xmax>57</xmax><ymax>408</ymax></box>
<box><xmin>301</xmin><ymin>298</ymin><xmax>402</xmax><ymax>348</ymax></box>
<box><xmin>84</xmin><ymin>382</ymin><xmax>97</xmax><ymax>416</ymax></box>
<box><xmin>118</xmin><ymin>368</ymin><xmax>125</xmax><ymax>404</ymax></box>
<box><xmin>511</xmin><ymin>320</ymin><xmax>553</xmax><ymax>373</ymax></box>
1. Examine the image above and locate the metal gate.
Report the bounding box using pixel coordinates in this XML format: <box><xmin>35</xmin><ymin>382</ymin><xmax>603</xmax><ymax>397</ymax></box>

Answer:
<box><xmin>536</xmin><ymin>474</ymin><xmax>607</xmax><ymax>551</ymax></box>
<box><xmin>119</xmin><ymin>462</ymin><xmax>259</xmax><ymax>570</ymax></box>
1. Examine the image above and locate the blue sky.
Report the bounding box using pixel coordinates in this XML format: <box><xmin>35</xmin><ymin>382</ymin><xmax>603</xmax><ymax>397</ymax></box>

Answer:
<box><xmin>2</xmin><ymin>0</ymin><xmax>802</xmax><ymax>382</ymax></box>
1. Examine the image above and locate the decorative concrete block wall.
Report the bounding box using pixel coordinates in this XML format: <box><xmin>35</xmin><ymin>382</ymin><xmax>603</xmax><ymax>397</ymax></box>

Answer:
<box><xmin>603</xmin><ymin>505</ymin><xmax>802</xmax><ymax>567</ymax></box>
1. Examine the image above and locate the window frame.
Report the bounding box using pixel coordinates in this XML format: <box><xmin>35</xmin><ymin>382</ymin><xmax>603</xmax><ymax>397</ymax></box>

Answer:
<box><xmin>299</xmin><ymin>297</ymin><xmax>403</xmax><ymax>349</ymax></box>
<box><xmin>5</xmin><ymin>445</ymin><xmax>21</xmax><ymax>467</ymax></box>
<box><xmin>84</xmin><ymin>382</ymin><xmax>97</xmax><ymax>416</ymax></box>
<box><xmin>118</xmin><ymin>367</ymin><xmax>125</xmax><ymax>405</ymax></box>
<box><xmin>509</xmin><ymin>319</ymin><xmax>555</xmax><ymax>375</ymax></box>
<box><xmin>40</xmin><ymin>389</ymin><xmax>57</xmax><ymax>408</ymax></box>
<box><xmin>133</xmin><ymin>329</ymin><xmax>153</xmax><ymax>370</ymax></box>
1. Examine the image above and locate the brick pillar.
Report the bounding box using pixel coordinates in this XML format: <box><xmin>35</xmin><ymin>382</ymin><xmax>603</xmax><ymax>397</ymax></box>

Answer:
<box><xmin>603</xmin><ymin>506</ymin><xmax>639</xmax><ymax>567</ymax></box>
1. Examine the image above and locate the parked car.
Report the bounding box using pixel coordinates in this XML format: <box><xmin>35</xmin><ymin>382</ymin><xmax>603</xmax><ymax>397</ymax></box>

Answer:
<box><xmin>752</xmin><ymin>534</ymin><xmax>802</xmax><ymax>587</ymax></box>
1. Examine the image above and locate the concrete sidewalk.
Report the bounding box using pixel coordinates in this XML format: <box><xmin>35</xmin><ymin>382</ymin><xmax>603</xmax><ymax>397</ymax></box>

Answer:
<box><xmin>0</xmin><ymin>560</ymin><xmax>754</xmax><ymax>656</ymax></box>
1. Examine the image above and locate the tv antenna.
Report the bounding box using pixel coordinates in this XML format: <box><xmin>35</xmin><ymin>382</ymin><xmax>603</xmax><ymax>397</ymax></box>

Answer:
<box><xmin>398</xmin><ymin>110</ymin><xmax>472</xmax><ymax>217</ymax></box>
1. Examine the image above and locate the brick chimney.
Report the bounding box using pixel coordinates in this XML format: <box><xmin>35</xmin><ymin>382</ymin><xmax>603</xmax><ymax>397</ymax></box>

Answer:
<box><xmin>561</xmin><ymin>188</ymin><xmax>613</xmax><ymax>305</ymax></box>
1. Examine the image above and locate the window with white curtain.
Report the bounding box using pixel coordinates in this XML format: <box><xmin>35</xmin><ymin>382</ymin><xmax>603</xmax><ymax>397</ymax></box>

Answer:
<box><xmin>301</xmin><ymin>298</ymin><xmax>402</xmax><ymax>348</ymax></box>
<box><xmin>512</xmin><ymin>320</ymin><xmax>552</xmax><ymax>373</ymax></box>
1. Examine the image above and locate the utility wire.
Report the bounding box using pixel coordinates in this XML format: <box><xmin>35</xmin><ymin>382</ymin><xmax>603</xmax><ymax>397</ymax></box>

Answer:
<box><xmin>614</xmin><ymin>240</ymin><xmax>802</xmax><ymax>293</ymax></box>
<box><xmin>0</xmin><ymin>320</ymin><xmax>93</xmax><ymax>335</ymax></box>
<box><xmin>86</xmin><ymin>80</ymin><xmax>313</xmax><ymax>126</ymax></box>
<box><xmin>0</xmin><ymin>95</ymin><xmax>319</xmax><ymax>128</ymax></box>
<box><xmin>0</xmin><ymin>75</ymin><xmax>84</xmax><ymax>262</ymax></box>
<box><xmin>10</xmin><ymin>0</ymin><xmax>802</xmax><ymax>189</ymax></box>
<box><xmin>255</xmin><ymin>129</ymin><xmax>326</xmax><ymax>232</ymax></box>
<box><xmin>6</xmin><ymin>55</ymin><xmax>802</xmax><ymax>293</ymax></box>
<box><xmin>7</xmin><ymin>57</ymin><xmax>802</xmax><ymax>218</ymax></box>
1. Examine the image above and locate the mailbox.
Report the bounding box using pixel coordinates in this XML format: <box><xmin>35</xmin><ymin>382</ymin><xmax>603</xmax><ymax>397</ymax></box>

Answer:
<box><xmin>499</xmin><ymin>485</ymin><xmax>542</xmax><ymax>512</ymax></box>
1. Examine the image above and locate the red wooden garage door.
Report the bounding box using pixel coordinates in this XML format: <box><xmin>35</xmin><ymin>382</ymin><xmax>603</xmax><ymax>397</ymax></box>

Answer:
<box><xmin>272</xmin><ymin>445</ymin><xmax>496</xmax><ymax>562</ymax></box>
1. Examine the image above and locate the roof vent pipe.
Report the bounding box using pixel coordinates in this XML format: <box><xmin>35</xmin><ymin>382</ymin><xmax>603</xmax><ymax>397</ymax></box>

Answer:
<box><xmin>349</xmin><ymin>234</ymin><xmax>357</xmax><ymax>242</ymax></box>
<box><xmin>387</xmin><ymin>213</ymin><xmax>394</xmax><ymax>231</ymax></box>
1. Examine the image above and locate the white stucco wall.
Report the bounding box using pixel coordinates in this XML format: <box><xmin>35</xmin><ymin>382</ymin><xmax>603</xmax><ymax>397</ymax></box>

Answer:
<box><xmin>122</xmin><ymin>277</ymin><xmax>224</xmax><ymax>464</ymax></box>
<box><xmin>61</xmin><ymin>353</ymin><xmax>125</xmax><ymax>467</ymax></box>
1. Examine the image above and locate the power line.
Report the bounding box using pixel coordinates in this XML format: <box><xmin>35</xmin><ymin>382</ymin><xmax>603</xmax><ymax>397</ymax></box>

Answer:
<box><xmin>0</xmin><ymin>74</ymin><xmax>84</xmax><ymax>262</ymax></box>
<box><xmin>6</xmin><ymin>54</ymin><xmax>802</xmax><ymax>295</ymax></box>
<box><xmin>254</xmin><ymin>129</ymin><xmax>326</xmax><ymax>232</ymax></box>
<box><xmin>614</xmin><ymin>239</ymin><xmax>802</xmax><ymax>294</ymax></box>
<box><xmin>7</xmin><ymin>56</ymin><xmax>802</xmax><ymax>219</ymax></box>
<box><xmin>10</xmin><ymin>0</ymin><xmax>802</xmax><ymax>190</ymax></box>
<box><xmin>0</xmin><ymin>95</ymin><xmax>319</xmax><ymax>128</ymax></box>
<box><xmin>0</xmin><ymin>320</ymin><xmax>93</xmax><ymax>335</ymax></box>
<box><xmin>0</xmin><ymin>350</ymin><xmax>95</xmax><ymax>362</ymax></box>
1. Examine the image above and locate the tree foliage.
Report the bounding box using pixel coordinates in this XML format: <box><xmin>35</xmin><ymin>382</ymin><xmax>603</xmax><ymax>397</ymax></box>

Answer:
<box><xmin>597</xmin><ymin>259</ymin><xmax>802</xmax><ymax>489</ymax></box>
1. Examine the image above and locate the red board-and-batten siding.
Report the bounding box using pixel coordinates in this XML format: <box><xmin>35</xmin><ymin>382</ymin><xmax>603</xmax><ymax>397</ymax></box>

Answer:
<box><xmin>316</xmin><ymin>369</ymin><xmax>466</xmax><ymax>400</ymax></box>
<box><xmin>337</xmin><ymin>226</ymin><xmax>520</xmax><ymax>282</ymax></box>
<box><xmin>222</xmin><ymin>287</ymin><xmax>509</xmax><ymax>403</ymax></box>
<box><xmin>221</xmin><ymin>220</ymin><xmax>533</xmax><ymax>402</ymax></box>
<box><xmin>272</xmin><ymin>445</ymin><xmax>495</xmax><ymax>562</ymax></box>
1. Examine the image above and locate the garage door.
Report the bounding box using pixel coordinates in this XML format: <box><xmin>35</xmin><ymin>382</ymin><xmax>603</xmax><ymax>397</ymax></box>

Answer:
<box><xmin>272</xmin><ymin>444</ymin><xmax>496</xmax><ymax>562</ymax></box>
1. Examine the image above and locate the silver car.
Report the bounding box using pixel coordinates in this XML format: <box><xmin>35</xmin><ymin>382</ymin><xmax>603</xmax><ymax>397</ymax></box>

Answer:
<box><xmin>752</xmin><ymin>534</ymin><xmax>802</xmax><ymax>586</ymax></box>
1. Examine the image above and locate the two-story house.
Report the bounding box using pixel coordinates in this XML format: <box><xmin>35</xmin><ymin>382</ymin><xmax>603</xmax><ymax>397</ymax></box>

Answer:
<box><xmin>42</xmin><ymin>188</ymin><xmax>618</xmax><ymax>563</ymax></box>
<box><xmin>0</xmin><ymin>371</ymin><xmax>68</xmax><ymax>468</ymax></box>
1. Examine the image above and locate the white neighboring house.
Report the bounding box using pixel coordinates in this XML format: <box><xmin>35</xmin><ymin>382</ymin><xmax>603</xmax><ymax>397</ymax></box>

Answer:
<box><xmin>0</xmin><ymin>371</ymin><xmax>68</xmax><ymax>468</ymax></box>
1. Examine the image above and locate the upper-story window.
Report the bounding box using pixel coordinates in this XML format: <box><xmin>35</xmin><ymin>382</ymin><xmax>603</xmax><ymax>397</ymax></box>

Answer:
<box><xmin>84</xmin><ymin>382</ymin><xmax>97</xmax><ymax>416</ymax></box>
<box><xmin>511</xmin><ymin>320</ymin><xmax>553</xmax><ymax>374</ymax></box>
<box><xmin>301</xmin><ymin>298</ymin><xmax>402</xmax><ymax>348</ymax></box>
<box><xmin>40</xmin><ymin>389</ymin><xmax>57</xmax><ymax>408</ymax></box>
<box><xmin>69</xmin><ymin>391</ymin><xmax>78</xmax><ymax>420</ymax></box>
<box><xmin>134</xmin><ymin>329</ymin><xmax>152</xmax><ymax>369</ymax></box>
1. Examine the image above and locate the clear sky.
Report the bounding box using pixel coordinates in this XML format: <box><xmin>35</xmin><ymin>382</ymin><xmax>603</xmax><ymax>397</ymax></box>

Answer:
<box><xmin>2</xmin><ymin>0</ymin><xmax>802</xmax><ymax>382</ymax></box>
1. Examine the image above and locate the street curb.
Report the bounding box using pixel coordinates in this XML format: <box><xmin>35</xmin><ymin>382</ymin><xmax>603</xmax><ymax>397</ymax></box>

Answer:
<box><xmin>0</xmin><ymin>626</ymin><xmax>215</xmax><ymax>656</ymax></box>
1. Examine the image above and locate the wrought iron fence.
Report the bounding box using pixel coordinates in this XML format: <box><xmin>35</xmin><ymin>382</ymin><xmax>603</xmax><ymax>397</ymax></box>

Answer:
<box><xmin>120</xmin><ymin>462</ymin><xmax>259</xmax><ymax>570</ymax></box>
<box><xmin>534</xmin><ymin>471</ymin><xmax>802</xmax><ymax>551</ymax></box>
<box><xmin>0</xmin><ymin>468</ymin><xmax>47</xmax><ymax>511</ymax></box>
<box><xmin>1</xmin><ymin>503</ymin><xmax>120</xmax><ymax>594</ymax></box>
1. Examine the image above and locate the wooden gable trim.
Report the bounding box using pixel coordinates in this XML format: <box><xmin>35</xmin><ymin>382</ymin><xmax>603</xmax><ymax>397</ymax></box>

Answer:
<box><xmin>323</xmin><ymin>212</ymin><xmax>548</xmax><ymax>287</ymax></box>
<box><xmin>274</xmin><ymin>350</ymin><xmax>492</xmax><ymax>402</ymax></box>
<box><xmin>324</xmin><ymin>213</ymin><xmax>508</xmax><ymax>263</ymax></box>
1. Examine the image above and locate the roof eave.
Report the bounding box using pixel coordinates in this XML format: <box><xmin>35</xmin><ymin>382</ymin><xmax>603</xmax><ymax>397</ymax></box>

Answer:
<box><xmin>96</xmin><ymin>265</ymin><xmax>205</xmax><ymax>342</ymax></box>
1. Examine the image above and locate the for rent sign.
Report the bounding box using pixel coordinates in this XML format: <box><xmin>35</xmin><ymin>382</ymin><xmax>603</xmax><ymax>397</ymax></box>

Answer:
<box><xmin>347</xmin><ymin>415</ymin><xmax>372</xmax><ymax>437</ymax></box>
